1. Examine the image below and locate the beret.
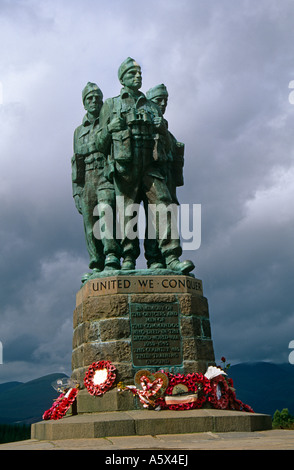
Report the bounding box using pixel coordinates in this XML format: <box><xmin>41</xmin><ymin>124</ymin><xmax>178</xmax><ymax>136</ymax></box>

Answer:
<box><xmin>118</xmin><ymin>57</ymin><xmax>140</xmax><ymax>81</ymax></box>
<box><xmin>146</xmin><ymin>84</ymin><xmax>168</xmax><ymax>100</ymax></box>
<box><xmin>82</xmin><ymin>82</ymin><xmax>103</xmax><ymax>103</ymax></box>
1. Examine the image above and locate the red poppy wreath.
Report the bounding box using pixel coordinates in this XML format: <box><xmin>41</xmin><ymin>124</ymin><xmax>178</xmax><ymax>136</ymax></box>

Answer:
<box><xmin>159</xmin><ymin>372</ymin><xmax>212</xmax><ymax>410</ymax></box>
<box><xmin>209</xmin><ymin>374</ymin><xmax>230</xmax><ymax>410</ymax></box>
<box><xmin>42</xmin><ymin>387</ymin><xmax>79</xmax><ymax>420</ymax></box>
<box><xmin>84</xmin><ymin>360</ymin><xmax>116</xmax><ymax>396</ymax></box>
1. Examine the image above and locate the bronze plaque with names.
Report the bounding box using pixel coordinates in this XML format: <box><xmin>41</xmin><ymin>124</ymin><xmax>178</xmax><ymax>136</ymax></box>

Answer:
<box><xmin>130</xmin><ymin>302</ymin><xmax>182</xmax><ymax>367</ymax></box>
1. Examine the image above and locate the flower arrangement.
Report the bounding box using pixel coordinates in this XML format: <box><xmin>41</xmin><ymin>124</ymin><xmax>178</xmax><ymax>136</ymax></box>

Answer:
<box><xmin>118</xmin><ymin>374</ymin><xmax>165</xmax><ymax>409</ymax></box>
<box><xmin>118</xmin><ymin>370</ymin><xmax>212</xmax><ymax>411</ymax></box>
<box><xmin>158</xmin><ymin>372</ymin><xmax>212</xmax><ymax>410</ymax></box>
<box><xmin>42</xmin><ymin>360</ymin><xmax>117</xmax><ymax>420</ymax></box>
<box><xmin>205</xmin><ymin>359</ymin><xmax>254</xmax><ymax>412</ymax></box>
<box><xmin>42</xmin><ymin>387</ymin><xmax>79</xmax><ymax>420</ymax></box>
<box><xmin>118</xmin><ymin>358</ymin><xmax>254</xmax><ymax>413</ymax></box>
<box><xmin>42</xmin><ymin>357</ymin><xmax>253</xmax><ymax>421</ymax></box>
<box><xmin>208</xmin><ymin>373</ymin><xmax>230</xmax><ymax>409</ymax></box>
<box><xmin>84</xmin><ymin>360</ymin><xmax>117</xmax><ymax>396</ymax></box>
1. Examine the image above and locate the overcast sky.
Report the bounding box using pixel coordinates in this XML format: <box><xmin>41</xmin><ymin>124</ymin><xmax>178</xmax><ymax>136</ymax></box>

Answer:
<box><xmin>0</xmin><ymin>0</ymin><xmax>294</xmax><ymax>383</ymax></box>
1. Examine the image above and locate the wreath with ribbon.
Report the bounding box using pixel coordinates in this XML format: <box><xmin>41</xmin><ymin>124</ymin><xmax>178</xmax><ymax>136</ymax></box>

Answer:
<box><xmin>208</xmin><ymin>374</ymin><xmax>230</xmax><ymax>409</ymax></box>
<box><xmin>84</xmin><ymin>360</ymin><xmax>117</xmax><ymax>396</ymax></box>
<box><xmin>158</xmin><ymin>372</ymin><xmax>212</xmax><ymax>410</ymax></box>
<box><xmin>42</xmin><ymin>387</ymin><xmax>79</xmax><ymax>420</ymax></box>
<box><xmin>117</xmin><ymin>370</ymin><xmax>169</xmax><ymax>409</ymax></box>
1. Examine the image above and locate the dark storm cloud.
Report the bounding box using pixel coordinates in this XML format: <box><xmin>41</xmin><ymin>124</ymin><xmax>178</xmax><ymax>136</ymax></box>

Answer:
<box><xmin>0</xmin><ymin>0</ymin><xmax>294</xmax><ymax>382</ymax></box>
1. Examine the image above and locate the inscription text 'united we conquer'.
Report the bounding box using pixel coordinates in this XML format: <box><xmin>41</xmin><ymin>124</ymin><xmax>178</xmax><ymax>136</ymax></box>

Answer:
<box><xmin>90</xmin><ymin>276</ymin><xmax>202</xmax><ymax>294</ymax></box>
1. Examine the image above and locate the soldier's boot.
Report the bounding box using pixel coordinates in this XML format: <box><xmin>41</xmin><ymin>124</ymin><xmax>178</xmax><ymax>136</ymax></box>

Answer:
<box><xmin>146</xmin><ymin>254</ymin><xmax>166</xmax><ymax>270</ymax></box>
<box><xmin>121</xmin><ymin>256</ymin><xmax>136</xmax><ymax>270</ymax></box>
<box><xmin>104</xmin><ymin>253</ymin><xmax>121</xmax><ymax>271</ymax></box>
<box><xmin>81</xmin><ymin>258</ymin><xmax>105</xmax><ymax>282</ymax></box>
<box><xmin>166</xmin><ymin>256</ymin><xmax>195</xmax><ymax>274</ymax></box>
<box><xmin>148</xmin><ymin>260</ymin><xmax>166</xmax><ymax>269</ymax></box>
<box><xmin>89</xmin><ymin>258</ymin><xmax>104</xmax><ymax>271</ymax></box>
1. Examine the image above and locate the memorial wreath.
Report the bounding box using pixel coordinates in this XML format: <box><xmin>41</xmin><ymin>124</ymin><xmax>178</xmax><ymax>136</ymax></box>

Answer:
<box><xmin>158</xmin><ymin>372</ymin><xmax>212</xmax><ymax>410</ymax></box>
<box><xmin>42</xmin><ymin>387</ymin><xmax>79</xmax><ymax>420</ymax></box>
<box><xmin>208</xmin><ymin>373</ymin><xmax>230</xmax><ymax>409</ymax></box>
<box><xmin>84</xmin><ymin>360</ymin><xmax>117</xmax><ymax>396</ymax></box>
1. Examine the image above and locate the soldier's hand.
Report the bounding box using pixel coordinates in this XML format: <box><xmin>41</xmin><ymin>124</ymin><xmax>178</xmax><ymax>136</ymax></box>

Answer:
<box><xmin>108</xmin><ymin>117</ymin><xmax>126</xmax><ymax>133</ymax></box>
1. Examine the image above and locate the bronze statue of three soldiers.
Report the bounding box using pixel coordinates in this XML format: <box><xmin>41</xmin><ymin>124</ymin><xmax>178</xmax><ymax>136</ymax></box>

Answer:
<box><xmin>72</xmin><ymin>58</ymin><xmax>194</xmax><ymax>280</ymax></box>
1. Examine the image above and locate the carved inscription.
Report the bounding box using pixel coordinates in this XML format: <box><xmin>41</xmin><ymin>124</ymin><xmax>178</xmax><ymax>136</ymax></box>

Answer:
<box><xmin>76</xmin><ymin>275</ymin><xmax>203</xmax><ymax>306</ymax></box>
<box><xmin>130</xmin><ymin>302</ymin><xmax>182</xmax><ymax>367</ymax></box>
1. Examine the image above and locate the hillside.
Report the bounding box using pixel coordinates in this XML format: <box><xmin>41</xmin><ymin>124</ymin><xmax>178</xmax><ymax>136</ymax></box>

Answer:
<box><xmin>0</xmin><ymin>373</ymin><xmax>68</xmax><ymax>424</ymax></box>
<box><xmin>0</xmin><ymin>382</ymin><xmax>23</xmax><ymax>393</ymax></box>
<box><xmin>229</xmin><ymin>362</ymin><xmax>294</xmax><ymax>416</ymax></box>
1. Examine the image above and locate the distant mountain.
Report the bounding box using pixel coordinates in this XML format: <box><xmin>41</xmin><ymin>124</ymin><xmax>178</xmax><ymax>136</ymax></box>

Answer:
<box><xmin>228</xmin><ymin>362</ymin><xmax>294</xmax><ymax>417</ymax></box>
<box><xmin>0</xmin><ymin>382</ymin><xmax>23</xmax><ymax>393</ymax></box>
<box><xmin>0</xmin><ymin>373</ymin><xmax>68</xmax><ymax>424</ymax></box>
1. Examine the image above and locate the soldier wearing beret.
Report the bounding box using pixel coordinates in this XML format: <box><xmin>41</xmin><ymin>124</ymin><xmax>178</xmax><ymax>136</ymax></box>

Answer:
<box><xmin>143</xmin><ymin>83</ymin><xmax>185</xmax><ymax>269</ymax></box>
<box><xmin>96</xmin><ymin>58</ymin><xmax>194</xmax><ymax>274</ymax></box>
<box><xmin>146</xmin><ymin>82</ymin><xmax>184</xmax><ymax>203</ymax></box>
<box><xmin>72</xmin><ymin>82</ymin><xmax>120</xmax><ymax>280</ymax></box>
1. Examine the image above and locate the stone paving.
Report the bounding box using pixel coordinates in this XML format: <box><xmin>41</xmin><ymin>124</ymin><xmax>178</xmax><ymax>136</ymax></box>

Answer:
<box><xmin>1</xmin><ymin>429</ymin><xmax>294</xmax><ymax>450</ymax></box>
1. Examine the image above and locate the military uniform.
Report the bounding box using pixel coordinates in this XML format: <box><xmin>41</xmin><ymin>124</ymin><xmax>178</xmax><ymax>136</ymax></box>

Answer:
<box><xmin>143</xmin><ymin>84</ymin><xmax>185</xmax><ymax>268</ymax></box>
<box><xmin>72</xmin><ymin>83</ymin><xmax>120</xmax><ymax>273</ymax></box>
<box><xmin>146</xmin><ymin>84</ymin><xmax>185</xmax><ymax>204</ymax></box>
<box><xmin>97</xmin><ymin>75</ymin><xmax>184</xmax><ymax>270</ymax></box>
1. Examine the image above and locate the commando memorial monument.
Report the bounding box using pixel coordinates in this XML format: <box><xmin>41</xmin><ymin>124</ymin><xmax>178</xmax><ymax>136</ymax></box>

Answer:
<box><xmin>32</xmin><ymin>58</ymin><xmax>272</xmax><ymax>439</ymax></box>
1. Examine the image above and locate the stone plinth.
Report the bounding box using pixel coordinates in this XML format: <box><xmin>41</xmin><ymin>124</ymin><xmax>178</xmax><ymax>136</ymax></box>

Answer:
<box><xmin>31</xmin><ymin>272</ymin><xmax>273</xmax><ymax>442</ymax></box>
<box><xmin>31</xmin><ymin>409</ymin><xmax>272</xmax><ymax>440</ymax></box>
<box><xmin>71</xmin><ymin>273</ymin><xmax>215</xmax><ymax>413</ymax></box>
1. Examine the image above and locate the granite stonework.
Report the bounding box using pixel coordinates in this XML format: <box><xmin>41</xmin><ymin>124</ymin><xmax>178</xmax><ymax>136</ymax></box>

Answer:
<box><xmin>71</xmin><ymin>273</ymin><xmax>215</xmax><ymax>413</ymax></box>
<box><xmin>31</xmin><ymin>273</ymin><xmax>273</xmax><ymax>441</ymax></box>
<box><xmin>31</xmin><ymin>409</ymin><xmax>272</xmax><ymax>440</ymax></box>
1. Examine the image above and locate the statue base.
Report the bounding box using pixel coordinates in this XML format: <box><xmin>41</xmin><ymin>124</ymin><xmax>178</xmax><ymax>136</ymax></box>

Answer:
<box><xmin>31</xmin><ymin>272</ymin><xmax>272</xmax><ymax>441</ymax></box>
<box><xmin>71</xmin><ymin>272</ymin><xmax>215</xmax><ymax>413</ymax></box>
<box><xmin>31</xmin><ymin>408</ymin><xmax>272</xmax><ymax>440</ymax></box>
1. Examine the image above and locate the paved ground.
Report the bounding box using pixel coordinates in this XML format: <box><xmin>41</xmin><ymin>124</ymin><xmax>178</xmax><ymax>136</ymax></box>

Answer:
<box><xmin>0</xmin><ymin>429</ymin><xmax>294</xmax><ymax>450</ymax></box>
